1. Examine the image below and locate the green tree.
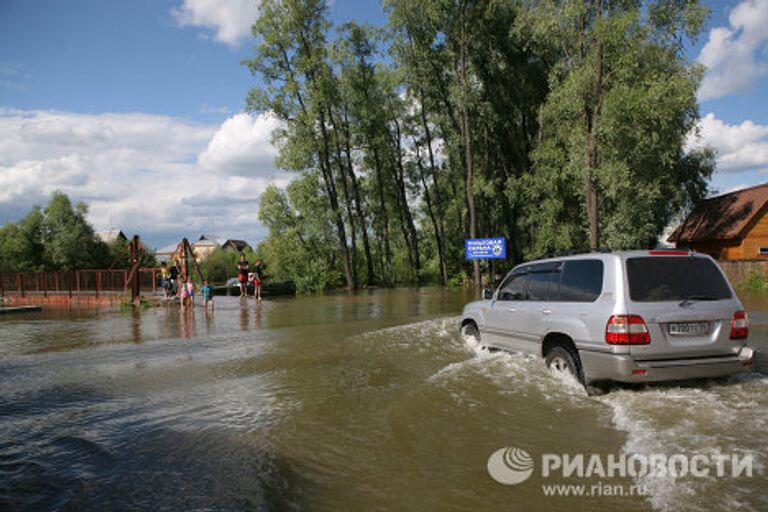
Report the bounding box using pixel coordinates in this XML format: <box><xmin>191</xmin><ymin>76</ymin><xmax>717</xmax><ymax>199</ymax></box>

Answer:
<box><xmin>198</xmin><ymin>246</ymin><xmax>255</xmax><ymax>284</ymax></box>
<box><xmin>0</xmin><ymin>206</ymin><xmax>46</xmax><ymax>272</ymax></box>
<box><xmin>246</xmin><ymin>0</ymin><xmax>355</xmax><ymax>290</ymax></box>
<box><xmin>105</xmin><ymin>238</ymin><xmax>157</xmax><ymax>270</ymax></box>
<box><xmin>257</xmin><ymin>176</ymin><xmax>342</xmax><ymax>292</ymax></box>
<box><xmin>519</xmin><ymin>0</ymin><xmax>712</xmax><ymax>255</ymax></box>
<box><xmin>0</xmin><ymin>224</ymin><xmax>35</xmax><ymax>272</ymax></box>
<box><xmin>40</xmin><ymin>192</ymin><xmax>109</xmax><ymax>270</ymax></box>
<box><xmin>244</xmin><ymin>0</ymin><xmax>716</xmax><ymax>292</ymax></box>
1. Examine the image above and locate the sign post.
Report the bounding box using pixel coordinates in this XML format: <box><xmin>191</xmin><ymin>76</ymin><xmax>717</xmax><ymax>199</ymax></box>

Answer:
<box><xmin>465</xmin><ymin>237</ymin><xmax>507</xmax><ymax>295</ymax></box>
<box><xmin>465</xmin><ymin>237</ymin><xmax>507</xmax><ymax>260</ymax></box>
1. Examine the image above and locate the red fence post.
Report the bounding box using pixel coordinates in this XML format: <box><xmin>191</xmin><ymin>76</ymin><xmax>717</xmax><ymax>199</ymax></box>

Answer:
<box><xmin>96</xmin><ymin>272</ymin><xmax>101</xmax><ymax>298</ymax></box>
<box><xmin>42</xmin><ymin>272</ymin><xmax>47</xmax><ymax>297</ymax></box>
<box><xmin>0</xmin><ymin>274</ymin><xmax>4</xmax><ymax>299</ymax></box>
<box><xmin>76</xmin><ymin>271</ymin><xmax>81</xmax><ymax>294</ymax></box>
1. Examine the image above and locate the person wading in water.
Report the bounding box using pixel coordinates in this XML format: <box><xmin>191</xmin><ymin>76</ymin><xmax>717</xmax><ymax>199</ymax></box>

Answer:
<box><xmin>237</xmin><ymin>253</ymin><xmax>250</xmax><ymax>297</ymax></box>
<box><xmin>252</xmin><ymin>259</ymin><xmax>264</xmax><ymax>301</ymax></box>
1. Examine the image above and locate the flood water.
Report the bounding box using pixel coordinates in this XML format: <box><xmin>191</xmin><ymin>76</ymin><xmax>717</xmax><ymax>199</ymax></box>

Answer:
<box><xmin>1</xmin><ymin>288</ymin><xmax>766</xmax><ymax>511</ymax></box>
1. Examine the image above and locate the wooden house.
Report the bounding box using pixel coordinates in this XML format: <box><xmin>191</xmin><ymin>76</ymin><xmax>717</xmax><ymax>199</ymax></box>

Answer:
<box><xmin>668</xmin><ymin>183</ymin><xmax>768</xmax><ymax>260</ymax></box>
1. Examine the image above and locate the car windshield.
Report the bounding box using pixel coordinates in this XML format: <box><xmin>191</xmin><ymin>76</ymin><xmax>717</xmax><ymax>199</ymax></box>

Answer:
<box><xmin>626</xmin><ymin>256</ymin><xmax>732</xmax><ymax>302</ymax></box>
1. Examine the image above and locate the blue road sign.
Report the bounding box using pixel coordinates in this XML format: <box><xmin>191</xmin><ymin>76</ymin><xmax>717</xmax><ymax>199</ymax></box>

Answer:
<box><xmin>465</xmin><ymin>237</ymin><xmax>507</xmax><ymax>260</ymax></box>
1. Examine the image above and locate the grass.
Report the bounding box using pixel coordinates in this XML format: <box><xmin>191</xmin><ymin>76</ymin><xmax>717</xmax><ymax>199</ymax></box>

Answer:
<box><xmin>736</xmin><ymin>271</ymin><xmax>768</xmax><ymax>292</ymax></box>
<box><xmin>118</xmin><ymin>295</ymin><xmax>160</xmax><ymax>311</ymax></box>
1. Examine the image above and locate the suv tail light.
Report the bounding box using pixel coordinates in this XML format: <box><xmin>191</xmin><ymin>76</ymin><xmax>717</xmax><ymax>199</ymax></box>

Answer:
<box><xmin>730</xmin><ymin>310</ymin><xmax>748</xmax><ymax>339</ymax></box>
<box><xmin>606</xmin><ymin>315</ymin><xmax>651</xmax><ymax>344</ymax></box>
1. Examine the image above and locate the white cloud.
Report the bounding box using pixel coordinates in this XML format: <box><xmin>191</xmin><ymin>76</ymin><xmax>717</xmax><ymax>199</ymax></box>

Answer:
<box><xmin>171</xmin><ymin>0</ymin><xmax>258</xmax><ymax>47</ymax></box>
<box><xmin>199</xmin><ymin>112</ymin><xmax>279</xmax><ymax>176</ymax></box>
<box><xmin>697</xmin><ymin>0</ymin><xmax>768</xmax><ymax>101</ymax></box>
<box><xmin>0</xmin><ymin>108</ymin><xmax>286</xmax><ymax>247</ymax></box>
<box><xmin>688</xmin><ymin>113</ymin><xmax>768</xmax><ymax>173</ymax></box>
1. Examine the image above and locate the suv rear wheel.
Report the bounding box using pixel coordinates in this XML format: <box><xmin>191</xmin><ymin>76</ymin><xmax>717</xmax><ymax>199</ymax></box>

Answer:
<box><xmin>545</xmin><ymin>346</ymin><xmax>581</xmax><ymax>379</ymax></box>
<box><xmin>545</xmin><ymin>345</ymin><xmax>607</xmax><ymax>396</ymax></box>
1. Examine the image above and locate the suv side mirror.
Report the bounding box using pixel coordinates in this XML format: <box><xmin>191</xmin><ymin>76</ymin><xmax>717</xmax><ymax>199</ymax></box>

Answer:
<box><xmin>482</xmin><ymin>288</ymin><xmax>494</xmax><ymax>300</ymax></box>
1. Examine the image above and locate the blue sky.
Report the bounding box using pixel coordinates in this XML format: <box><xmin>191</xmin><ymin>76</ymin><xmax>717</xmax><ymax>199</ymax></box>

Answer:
<box><xmin>1</xmin><ymin>0</ymin><xmax>767</xmax><ymax>248</ymax></box>
<box><xmin>0</xmin><ymin>0</ymin><xmax>385</xmax><ymax>121</ymax></box>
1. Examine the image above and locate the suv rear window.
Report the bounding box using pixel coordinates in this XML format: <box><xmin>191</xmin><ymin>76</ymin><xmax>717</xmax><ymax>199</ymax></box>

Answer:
<box><xmin>626</xmin><ymin>257</ymin><xmax>732</xmax><ymax>302</ymax></box>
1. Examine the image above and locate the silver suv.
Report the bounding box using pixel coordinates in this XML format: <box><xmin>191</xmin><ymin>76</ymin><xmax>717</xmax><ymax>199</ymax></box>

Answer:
<box><xmin>460</xmin><ymin>250</ymin><xmax>756</xmax><ymax>395</ymax></box>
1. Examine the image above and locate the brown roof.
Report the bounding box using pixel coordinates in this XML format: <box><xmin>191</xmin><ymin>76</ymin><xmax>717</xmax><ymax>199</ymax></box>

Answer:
<box><xmin>223</xmin><ymin>239</ymin><xmax>251</xmax><ymax>252</ymax></box>
<box><xmin>669</xmin><ymin>183</ymin><xmax>768</xmax><ymax>243</ymax></box>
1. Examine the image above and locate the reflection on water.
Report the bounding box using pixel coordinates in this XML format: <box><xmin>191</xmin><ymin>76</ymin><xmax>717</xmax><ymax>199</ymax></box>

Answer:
<box><xmin>0</xmin><ymin>287</ymin><xmax>766</xmax><ymax>512</ymax></box>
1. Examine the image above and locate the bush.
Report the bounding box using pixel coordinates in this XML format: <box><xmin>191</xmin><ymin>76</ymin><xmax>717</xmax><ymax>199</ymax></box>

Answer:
<box><xmin>198</xmin><ymin>247</ymin><xmax>256</xmax><ymax>285</ymax></box>
<box><xmin>738</xmin><ymin>271</ymin><xmax>768</xmax><ymax>292</ymax></box>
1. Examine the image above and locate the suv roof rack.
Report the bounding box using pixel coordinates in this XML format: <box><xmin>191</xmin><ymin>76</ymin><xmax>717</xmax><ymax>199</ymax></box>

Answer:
<box><xmin>544</xmin><ymin>247</ymin><xmax>612</xmax><ymax>258</ymax></box>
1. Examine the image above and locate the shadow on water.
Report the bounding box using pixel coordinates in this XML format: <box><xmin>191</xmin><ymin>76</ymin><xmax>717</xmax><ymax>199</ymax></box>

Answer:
<box><xmin>0</xmin><ymin>385</ymin><xmax>304</xmax><ymax>512</ymax></box>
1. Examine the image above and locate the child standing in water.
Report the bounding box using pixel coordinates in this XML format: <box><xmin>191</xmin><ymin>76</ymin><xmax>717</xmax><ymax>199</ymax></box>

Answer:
<box><xmin>252</xmin><ymin>259</ymin><xmax>264</xmax><ymax>301</ymax></box>
<box><xmin>180</xmin><ymin>278</ymin><xmax>195</xmax><ymax>308</ymax></box>
<box><xmin>237</xmin><ymin>253</ymin><xmax>249</xmax><ymax>297</ymax></box>
<box><xmin>169</xmin><ymin>262</ymin><xmax>180</xmax><ymax>296</ymax></box>
<box><xmin>186</xmin><ymin>279</ymin><xmax>195</xmax><ymax>308</ymax></box>
<box><xmin>201</xmin><ymin>280</ymin><xmax>214</xmax><ymax>310</ymax></box>
<box><xmin>159</xmin><ymin>261</ymin><xmax>170</xmax><ymax>298</ymax></box>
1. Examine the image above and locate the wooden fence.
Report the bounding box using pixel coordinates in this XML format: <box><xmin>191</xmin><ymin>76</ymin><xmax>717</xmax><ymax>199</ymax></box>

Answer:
<box><xmin>717</xmin><ymin>260</ymin><xmax>768</xmax><ymax>285</ymax></box>
<box><xmin>0</xmin><ymin>268</ymin><xmax>160</xmax><ymax>299</ymax></box>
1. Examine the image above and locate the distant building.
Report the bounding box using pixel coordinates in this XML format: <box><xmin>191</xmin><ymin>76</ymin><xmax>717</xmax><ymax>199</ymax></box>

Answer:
<box><xmin>668</xmin><ymin>183</ymin><xmax>768</xmax><ymax>260</ymax></box>
<box><xmin>192</xmin><ymin>234</ymin><xmax>223</xmax><ymax>261</ymax></box>
<box><xmin>95</xmin><ymin>229</ymin><xmax>127</xmax><ymax>244</ymax></box>
<box><xmin>222</xmin><ymin>239</ymin><xmax>251</xmax><ymax>253</ymax></box>
<box><xmin>155</xmin><ymin>236</ymin><xmax>252</xmax><ymax>263</ymax></box>
<box><xmin>192</xmin><ymin>235</ymin><xmax>253</xmax><ymax>261</ymax></box>
<box><xmin>155</xmin><ymin>242</ymin><xmax>181</xmax><ymax>263</ymax></box>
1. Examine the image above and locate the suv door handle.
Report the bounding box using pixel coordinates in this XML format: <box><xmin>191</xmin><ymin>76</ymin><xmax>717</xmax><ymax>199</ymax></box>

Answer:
<box><xmin>540</xmin><ymin>309</ymin><xmax>551</xmax><ymax>315</ymax></box>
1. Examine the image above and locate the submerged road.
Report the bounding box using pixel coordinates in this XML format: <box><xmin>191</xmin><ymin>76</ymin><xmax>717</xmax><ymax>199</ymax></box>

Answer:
<box><xmin>0</xmin><ymin>288</ymin><xmax>766</xmax><ymax>511</ymax></box>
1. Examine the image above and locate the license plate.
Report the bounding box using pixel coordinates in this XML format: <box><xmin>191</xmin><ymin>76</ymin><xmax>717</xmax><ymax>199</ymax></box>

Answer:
<box><xmin>668</xmin><ymin>322</ymin><xmax>709</xmax><ymax>336</ymax></box>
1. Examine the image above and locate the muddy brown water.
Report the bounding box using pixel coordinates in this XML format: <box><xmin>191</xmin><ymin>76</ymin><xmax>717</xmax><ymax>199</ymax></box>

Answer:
<box><xmin>1</xmin><ymin>288</ymin><xmax>766</xmax><ymax>511</ymax></box>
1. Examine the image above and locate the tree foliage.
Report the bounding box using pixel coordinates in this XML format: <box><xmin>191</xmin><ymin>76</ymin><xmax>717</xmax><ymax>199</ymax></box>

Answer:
<box><xmin>245</xmin><ymin>0</ymin><xmax>714</xmax><ymax>292</ymax></box>
<box><xmin>0</xmin><ymin>192</ymin><xmax>142</xmax><ymax>273</ymax></box>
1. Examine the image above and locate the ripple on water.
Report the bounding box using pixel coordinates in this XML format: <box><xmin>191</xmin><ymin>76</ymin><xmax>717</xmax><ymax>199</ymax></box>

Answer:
<box><xmin>448</xmin><ymin>326</ymin><xmax>768</xmax><ymax>512</ymax></box>
<box><xmin>597</xmin><ymin>373</ymin><xmax>768</xmax><ymax>512</ymax></box>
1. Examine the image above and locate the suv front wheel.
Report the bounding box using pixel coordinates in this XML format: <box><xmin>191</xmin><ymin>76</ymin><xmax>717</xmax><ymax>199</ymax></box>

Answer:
<box><xmin>461</xmin><ymin>322</ymin><xmax>482</xmax><ymax>347</ymax></box>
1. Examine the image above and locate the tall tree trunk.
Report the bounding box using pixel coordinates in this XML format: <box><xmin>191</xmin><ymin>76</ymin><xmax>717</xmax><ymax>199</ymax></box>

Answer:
<box><xmin>355</xmin><ymin>53</ymin><xmax>391</xmax><ymax>283</ymax></box>
<box><xmin>415</xmin><ymin>144</ymin><xmax>447</xmax><ymax>285</ymax></box>
<box><xmin>418</xmin><ymin>89</ymin><xmax>448</xmax><ymax>284</ymax></box>
<box><xmin>328</xmin><ymin>106</ymin><xmax>359</xmax><ymax>288</ymax></box>
<box><xmin>583</xmin><ymin>0</ymin><xmax>603</xmax><ymax>252</ymax></box>
<box><xmin>279</xmin><ymin>47</ymin><xmax>352</xmax><ymax>289</ymax></box>
<box><xmin>389</xmin><ymin>115</ymin><xmax>421</xmax><ymax>282</ymax></box>
<box><xmin>340</xmin><ymin>106</ymin><xmax>376</xmax><ymax>286</ymax></box>
<box><xmin>458</xmin><ymin>6</ymin><xmax>480</xmax><ymax>296</ymax></box>
<box><xmin>318</xmin><ymin>109</ymin><xmax>354</xmax><ymax>290</ymax></box>
<box><xmin>372</xmin><ymin>145</ymin><xmax>392</xmax><ymax>280</ymax></box>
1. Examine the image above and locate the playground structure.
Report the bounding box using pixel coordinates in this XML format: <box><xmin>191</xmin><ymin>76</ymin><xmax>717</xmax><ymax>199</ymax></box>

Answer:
<box><xmin>0</xmin><ymin>237</ymin><xmax>202</xmax><ymax>306</ymax></box>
